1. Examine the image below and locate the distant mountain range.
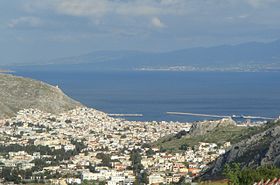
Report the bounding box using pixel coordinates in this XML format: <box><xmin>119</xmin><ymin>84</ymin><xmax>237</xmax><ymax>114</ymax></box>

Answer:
<box><xmin>5</xmin><ymin>39</ymin><xmax>280</xmax><ymax>72</ymax></box>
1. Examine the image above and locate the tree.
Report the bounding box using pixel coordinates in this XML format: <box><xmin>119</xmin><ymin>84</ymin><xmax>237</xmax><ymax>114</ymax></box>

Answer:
<box><xmin>141</xmin><ymin>170</ymin><xmax>149</xmax><ymax>184</ymax></box>
<box><xmin>96</xmin><ymin>153</ymin><xmax>112</xmax><ymax>167</ymax></box>
<box><xmin>130</xmin><ymin>149</ymin><xmax>143</xmax><ymax>174</ymax></box>
<box><xmin>130</xmin><ymin>149</ymin><xmax>148</xmax><ymax>184</ymax></box>
<box><xmin>146</xmin><ymin>148</ymin><xmax>155</xmax><ymax>157</ymax></box>
<box><xmin>179</xmin><ymin>144</ymin><xmax>188</xmax><ymax>150</ymax></box>
<box><xmin>177</xmin><ymin>176</ymin><xmax>186</xmax><ymax>185</ymax></box>
<box><xmin>223</xmin><ymin>163</ymin><xmax>241</xmax><ymax>185</ymax></box>
<box><xmin>142</xmin><ymin>143</ymin><xmax>151</xmax><ymax>148</ymax></box>
<box><xmin>182</xmin><ymin>162</ymin><xmax>189</xmax><ymax>168</ymax></box>
<box><xmin>223</xmin><ymin>163</ymin><xmax>280</xmax><ymax>185</ymax></box>
<box><xmin>1</xmin><ymin>167</ymin><xmax>21</xmax><ymax>183</ymax></box>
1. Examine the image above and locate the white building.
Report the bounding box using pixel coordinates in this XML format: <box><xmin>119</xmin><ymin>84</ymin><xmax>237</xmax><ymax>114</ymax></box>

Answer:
<box><xmin>149</xmin><ymin>174</ymin><xmax>164</xmax><ymax>185</ymax></box>
<box><xmin>66</xmin><ymin>178</ymin><xmax>82</xmax><ymax>184</ymax></box>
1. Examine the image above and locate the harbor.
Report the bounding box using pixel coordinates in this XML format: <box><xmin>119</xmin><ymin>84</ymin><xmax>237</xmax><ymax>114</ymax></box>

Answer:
<box><xmin>108</xmin><ymin>113</ymin><xmax>143</xmax><ymax>117</ymax></box>
<box><xmin>166</xmin><ymin>112</ymin><xmax>276</xmax><ymax>120</ymax></box>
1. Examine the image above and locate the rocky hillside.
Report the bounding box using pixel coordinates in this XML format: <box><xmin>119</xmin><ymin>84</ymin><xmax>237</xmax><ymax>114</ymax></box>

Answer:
<box><xmin>0</xmin><ymin>74</ymin><xmax>82</xmax><ymax>119</ymax></box>
<box><xmin>187</xmin><ymin>118</ymin><xmax>237</xmax><ymax>136</ymax></box>
<box><xmin>154</xmin><ymin>118</ymin><xmax>252</xmax><ymax>150</ymax></box>
<box><xmin>201</xmin><ymin>120</ymin><xmax>280</xmax><ymax>180</ymax></box>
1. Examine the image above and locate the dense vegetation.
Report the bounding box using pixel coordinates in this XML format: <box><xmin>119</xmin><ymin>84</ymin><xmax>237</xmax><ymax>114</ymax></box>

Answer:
<box><xmin>81</xmin><ymin>180</ymin><xmax>106</xmax><ymax>185</ymax></box>
<box><xmin>0</xmin><ymin>139</ymin><xmax>86</xmax><ymax>160</ymax></box>
<box><xmin>223</xmin><ymin>163</ymin><xmax>280</xmax><ymax>185</ymax></box>
<box><xmin>130</xmin><ymin>149</ymin><xmax>148</xmax><ymax>184</ymax></box>
<box><xmin>96</xmin><ymin>153</ymin><xmax>112</xmax><ymax>167</ymax></box>
<box><xmin>0</xmin><ymin>140</ymin><xmax>86</xmax><ymax>183</ymax></box>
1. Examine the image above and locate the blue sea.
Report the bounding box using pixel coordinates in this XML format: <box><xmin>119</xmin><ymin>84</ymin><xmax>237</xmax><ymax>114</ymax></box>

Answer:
<box><xmin>16</xmin><ymin>71</ymin><xmax>280</xmax><ymax>122</ymax></box>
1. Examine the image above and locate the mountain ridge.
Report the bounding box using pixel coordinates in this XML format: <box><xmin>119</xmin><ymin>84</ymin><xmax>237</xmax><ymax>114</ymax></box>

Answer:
<box><xmin>200</xmin><ymin>119</ymin><xmax>280</xmax><ymax>180</ymax></box>
<box><xmin>3</xmin><ymin>39</ymin><xmax>280</xmax><ymax>72</ymax></box>
<box><xmin>0</xmin><ymin>74</ymin><xmax>82</xmax><ymax>119</ymax></box>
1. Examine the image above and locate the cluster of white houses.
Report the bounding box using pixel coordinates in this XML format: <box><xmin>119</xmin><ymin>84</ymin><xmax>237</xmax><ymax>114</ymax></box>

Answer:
<box><xmin>0</xmin><ymin>108</ymin><xmax>231</xmax><ymax>184</ymax></box>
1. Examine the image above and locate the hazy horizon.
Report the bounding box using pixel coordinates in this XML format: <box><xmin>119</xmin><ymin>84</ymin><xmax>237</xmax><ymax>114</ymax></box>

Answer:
<box><xmin>1</xmin><ymin>0</ymin><xmax>280</xmax><ymax>64</ymax></box>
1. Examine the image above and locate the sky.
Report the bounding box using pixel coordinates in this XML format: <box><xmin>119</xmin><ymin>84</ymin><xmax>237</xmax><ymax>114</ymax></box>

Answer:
<box><xmin>1</xmin><ymin>0</ymin><xmax>280</xmax><ymax>64</ymax></box>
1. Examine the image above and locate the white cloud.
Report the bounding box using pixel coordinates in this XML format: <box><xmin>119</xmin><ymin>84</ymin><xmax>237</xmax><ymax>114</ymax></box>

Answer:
<box><xmin>245</xmin><ymin>0</ymin><xmax>278</xmax><ymax>7</ymax></box>
<box><xmin>23</xmin><ymin>0</ymin><xmax>280</xmax><ymax>18</ymax></box>
<box><xmin>151</xmin><ymin>17</ymin><xmax>166</xmax><ymax>28</ymax></box>
<box><xmin>8</xmin><ymin>16</ymin><xmax>43</xmax><ymax>28</ymax></box>
<box><xmin>23</xmin><ymin>0</ymin><xmax>186</xmax><ymax>17</ymax></box>
<box><xmin>20</xmin><ymin>0</ymin><xmax>280</xmax><ymax>32</ymax></box>
<box><xmin>54</xmin><ymin>0</ymin><xmax>108</xmax><ymax>17</ymax></box>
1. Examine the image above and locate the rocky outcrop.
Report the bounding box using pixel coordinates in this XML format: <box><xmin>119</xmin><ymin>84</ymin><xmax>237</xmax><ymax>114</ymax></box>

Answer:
<box><xmin>0</xmin><ymin>74</ymin><xmax>82</xmax><ymax>118</ymax></box>
<box><xmin>188</xmin><ymin>118</ymin><xmax>237</xmax><ymax>137</ymax></box>
<box><xmin>201</xmin><ymin>121</ymin><xmax>280</xmax><ymax>180</ymax></box>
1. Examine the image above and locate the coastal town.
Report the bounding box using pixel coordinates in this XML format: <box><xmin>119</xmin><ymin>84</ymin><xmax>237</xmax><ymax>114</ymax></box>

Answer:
<box><xmin>0</xmin><ymin>107</ymin><xmax>232</xmax><ymax>185</ymax></box>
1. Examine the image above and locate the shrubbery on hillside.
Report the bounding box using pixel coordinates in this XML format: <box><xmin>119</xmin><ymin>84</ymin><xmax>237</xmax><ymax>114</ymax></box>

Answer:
<box><xmin>223</xmin><ymin>163</ymin><xmax>280</xmax><ymax>185</ymax></box>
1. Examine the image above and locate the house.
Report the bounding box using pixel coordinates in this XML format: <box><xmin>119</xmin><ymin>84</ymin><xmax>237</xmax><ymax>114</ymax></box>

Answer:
<box><xmin>66</xmin><ymin>178</ymin><xmax>82</xmax><ymax>184</ymax></box>
<box><xmin>64</xmin><ymin>144</ymin><xmax>76</xmax><ymax>151</ymax></box>
<box><xmin>188</xmin><ymin>168</ymin><xmax>201</xmax><ymax>176</ymax></box>
<box><xmin>172</xmin><ymin>175</ymin><xmax>182</xmax><ymax>183</ymax></box>
<box><xmin>108</xmin><ymin>175</ymin><xmax>126</xmax><ymax>185</ymax></box>
<box><xmin>149</xmin><ymin>174</ymin><xmax>164</xmax><ymax>185</ymax></box>
<box><xmin>82</xmin><ymin>171</ymin><xmax>106</xmax><ymax>181</ymax></box>
<box><xmin>165</xmin><ymin>176</ymin><xmax>173</xmax><ymax>184</ymax></box>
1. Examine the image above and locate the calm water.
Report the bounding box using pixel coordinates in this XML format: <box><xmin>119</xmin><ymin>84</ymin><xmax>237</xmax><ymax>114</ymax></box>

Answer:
<box><xmin>16</xmin><ymin>71</ymin><xmax>280</xmax><ymax>122</ymax></box>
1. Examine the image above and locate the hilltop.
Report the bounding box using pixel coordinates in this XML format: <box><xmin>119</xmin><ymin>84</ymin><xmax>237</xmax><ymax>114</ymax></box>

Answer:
<box><xmin>0</xmin><ymin>74</ymin><xmax>82</xmax><ymax>119</ymax></box>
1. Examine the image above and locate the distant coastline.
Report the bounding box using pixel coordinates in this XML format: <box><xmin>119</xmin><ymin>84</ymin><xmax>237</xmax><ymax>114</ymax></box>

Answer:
<box><xmin>16</xmin><ymin>71</ymin><xmax>280</xmax><ymax>122</ymax></box>
<box><xmin>135</xmin><ymin>65</ymin><xmax>280</xmax><ymax>72</ymax></box>
<box><xmin>0</xmin><ymin>69</ymin><xmax>15</xmax><ymax>73</ymax></box>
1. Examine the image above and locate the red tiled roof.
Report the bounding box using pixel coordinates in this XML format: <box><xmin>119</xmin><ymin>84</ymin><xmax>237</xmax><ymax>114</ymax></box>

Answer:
<box><xmin>255</xmin><ymin>178</ymin><xmax>280</xmax><ymax>185</ymax></box>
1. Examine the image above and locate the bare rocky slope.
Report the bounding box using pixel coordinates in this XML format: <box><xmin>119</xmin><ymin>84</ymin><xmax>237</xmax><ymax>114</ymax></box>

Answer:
<box><xmin>187</xmin><ymin>118</ymin><xmax>237</xmax><ymax>136</ymax></box>
<box><xmin>200</xmin><ymin>120</ymin><xmax>280</xmax><ymax>180</ymax></box>
<box><xmin>155</xmin><ymin>118</ymin><xmax>244</xmax><ymax>150</ymax></box>
<box><xmin>0</xmin><ymin>73</ymin><xmax>82</xmax><ymax>119</ymax></box>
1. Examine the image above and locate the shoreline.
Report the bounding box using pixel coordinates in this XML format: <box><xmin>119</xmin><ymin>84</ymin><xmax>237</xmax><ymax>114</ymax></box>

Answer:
<box><xmin>0</xmin><ymin>69</ymin><xmax>15</xmax><ymax>73</ymax></box>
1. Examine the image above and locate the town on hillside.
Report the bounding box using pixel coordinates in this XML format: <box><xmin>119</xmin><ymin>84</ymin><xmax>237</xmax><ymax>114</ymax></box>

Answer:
<box><xmin>0</xmin><ymin>107</ymin><xmax>240</xmax><ymax>185</ymax></box>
